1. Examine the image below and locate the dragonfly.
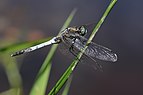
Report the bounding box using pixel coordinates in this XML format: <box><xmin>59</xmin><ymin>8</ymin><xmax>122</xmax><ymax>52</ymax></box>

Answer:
<box><xmin>11</xmin><ymin>24</ymin><xmax>117</xmax><ymax>69</ymax></box>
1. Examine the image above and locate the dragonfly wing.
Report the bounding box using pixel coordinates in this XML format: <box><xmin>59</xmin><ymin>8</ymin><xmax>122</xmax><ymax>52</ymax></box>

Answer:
<box><xmin>85</xmin><ymin>42</ymin><xmax>117</xmax><ymax>62</ymax></box>
<box><xmin>73</xmin><ymin>37</ymin><xmax>117</xmax><ymax>62</ymax></box>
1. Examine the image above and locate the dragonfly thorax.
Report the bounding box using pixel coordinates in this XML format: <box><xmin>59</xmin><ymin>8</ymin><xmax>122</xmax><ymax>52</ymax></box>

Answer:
<box><xmin>64</xmin><ymin>26</ymin><xmax>87</xmax><ymax>37</ymax></box>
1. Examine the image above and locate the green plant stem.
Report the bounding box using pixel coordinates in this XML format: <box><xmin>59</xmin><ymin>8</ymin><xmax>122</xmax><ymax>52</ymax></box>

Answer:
<box><xmin>0</xmin><ymin>54</ymin><xmax>23</xmax><ymax>95</ymax></box>
<box><xmin>61</xmin><ymin>75</ymin><xmax>72</xmax><ymax>95</ymax></box>
<box><xmin>48</xmin><ymin>0</ymin><xmax>117</xmax><ymax>95</ymax></box>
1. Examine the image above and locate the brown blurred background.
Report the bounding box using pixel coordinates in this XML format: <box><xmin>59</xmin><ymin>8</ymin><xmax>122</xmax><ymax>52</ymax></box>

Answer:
<box><xmin>0</xmin><ymin>0</ymin><xmax>143</xmax><ymax>95</ymax></box>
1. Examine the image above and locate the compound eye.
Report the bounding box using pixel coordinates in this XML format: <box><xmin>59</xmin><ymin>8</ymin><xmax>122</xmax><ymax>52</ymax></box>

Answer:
<box><xmin>79</xmin><ymin>26</ymin><xmax>87</xmax><ymax>36</ymax></box>
<box><xmin>67</xmin><ymin>28</ymin><xmax>70</xmax><ymax>31</ymax></box>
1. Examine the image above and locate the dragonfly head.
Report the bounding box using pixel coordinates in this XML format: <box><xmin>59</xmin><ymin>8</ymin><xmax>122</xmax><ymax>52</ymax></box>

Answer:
<box><xmin>78</xmin><ymin>26</ymin><xmax>87</xmax><ymax>36</ymax></box>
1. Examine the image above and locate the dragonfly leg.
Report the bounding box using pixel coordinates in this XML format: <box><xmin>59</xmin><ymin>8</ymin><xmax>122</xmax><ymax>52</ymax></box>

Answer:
<box><xmin>68</xmin><ymin>37</ymin><xmax>78</xmax><ymax>57</ymax></box>
<box><xmin>69</xmin><ymin>43</ymin><xmax>81</xmax><ymax>61</ymax></box>
<box><xmin>69</xmin><ymin>45</ymin><xmax>77</xmax><ymax>57</ymax></box>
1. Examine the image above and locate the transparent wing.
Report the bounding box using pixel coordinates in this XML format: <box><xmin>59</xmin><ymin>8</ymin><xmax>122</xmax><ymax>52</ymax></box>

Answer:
<box><xmin>73</xmin><ymin>37</ymin><xmax>117</xmax><ymax>62</ymax></box>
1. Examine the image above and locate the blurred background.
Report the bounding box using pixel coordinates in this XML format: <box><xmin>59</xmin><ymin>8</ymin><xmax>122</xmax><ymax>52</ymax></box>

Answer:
<box><xmin>0</xmin><ymin>0</ymin><xmax>143</xmax><ymax>95</ymax></box>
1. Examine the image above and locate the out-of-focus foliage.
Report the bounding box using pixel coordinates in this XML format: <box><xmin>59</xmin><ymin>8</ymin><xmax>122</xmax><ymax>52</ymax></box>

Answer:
<box><xmin>30</xmin><ymin>9</ymin><xmax>76</xmax><ymax>95</ymax></box>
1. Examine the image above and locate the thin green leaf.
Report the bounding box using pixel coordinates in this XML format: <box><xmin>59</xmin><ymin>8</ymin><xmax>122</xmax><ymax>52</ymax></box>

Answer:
<box><xmin>29</xmin><ymin>9</ymin><xmax>76</xmax><ymax>95</ymax></box>
<box><xmin>0</xmin><ymin>54</ymin><xmax>23</xmax><ymax>95</ymax></box>
<box><xmin>61</xmin><ymin>75</ymin><xmax>72</xmax><ymax>95</ymax></box>
<box><xmin>48</xmin><ymin>0</ymin><xmax>117</xmax><ymax>95</ymax></box>
<box><xmin>1</xmin><ymin>54</ymin><xmax>22</xmax><ymax>88</ymax></box>
<box><xmin>0</xmin><ymin>88</ymin><xmax>22</xmax><ymax>95</ymax></box>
